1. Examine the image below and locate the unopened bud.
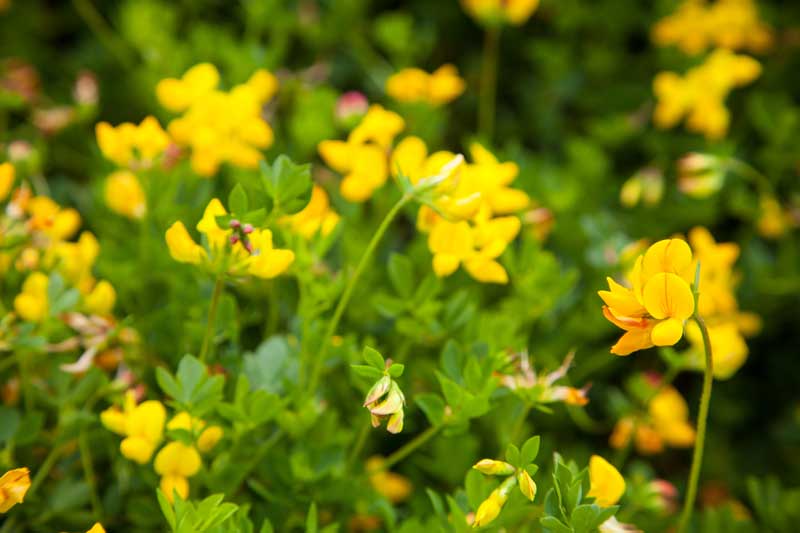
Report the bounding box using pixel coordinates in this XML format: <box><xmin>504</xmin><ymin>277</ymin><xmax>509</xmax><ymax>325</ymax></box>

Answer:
<box><xmin>677</xmin><ymin>153</ymin><xmax>725</xmax><ymax>199</ymax></box>
<box><xmin>242</xmin><ymin>223</ymin><xmax>254</xmax><ymax>234</ymax></box>
<box><xmin>517</xmin><ymin>470</ymin><xmax>537</xmax><ymax>501</ymax></box>
<box><xmin>473</xmin><ymin>459</ymin><xmax>515</xmax><ymax>476</ymax></box>
<box><xmin>369</xmin><ymin>382</ymin><xmax>405</xmax><ymax>416</ymax></box>
<box><xmin>229</xmin><ymin>235</ymin><xmax>240</xmax><ymax>245</ymax></box>
<box><xmin>364</xmin><ymin>375</ymin><xmax>391</xmax><ymax>406</ymax></box>
<box><xmin>229</xmin><ymin>219</ymin><xmax>241</xmax><ymax>229</ymax></box>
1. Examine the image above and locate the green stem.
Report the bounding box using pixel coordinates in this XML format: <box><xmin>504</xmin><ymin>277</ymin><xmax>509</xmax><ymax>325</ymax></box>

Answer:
<box><xmin>16</xmin><ymin>350</ymin><xmax>33</xmax><ymax>412</ymax></box>
<box><xmin>478</xmin><ymin>27</ymin><xmax>500</xmax><ymax>140</ymax></box>
<box><xmin>346</xmin><ymin>417</ymin><xmax>371</xmax><ymax>470</ymax></box>
<box><xmin>678</xmin><ymin>315</ymin><xmax>714</xmax><ymax>533</ymax></box>
<box><xmin>370</xmin><ymin>424</ymin><xmax>442</xmax><ymax>473</ymax></box>
<box><xmin>71</xmin><ymin>0</ymin><xmax>135</xmax><ymax>67</ymax></box>
<box><xmin>199</xmin><ymin>276</ymin><xmax>224</xmax><ymax>363</ymax></box>
<box><xmin>79</xmin><ymin>429</ymin><xmax>103</xmax><ymax>520</ymax></box>
<box><xmin>28</xmin><ymin>443</ymin><xmax>69</xmax><ymax>498</ymax></box>
<box><xmin>305</xmin><ymin>194</ymin><xmax>411</xmax><ymax>393</ymax></box>
<box><xmin>509</xmin><ymin>403</ymin><xmax>531</xmax><ymax>445</ymax></box>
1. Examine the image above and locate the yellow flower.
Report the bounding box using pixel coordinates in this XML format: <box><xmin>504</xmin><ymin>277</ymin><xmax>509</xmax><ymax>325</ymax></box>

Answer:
<box><xmin>95</xmin><ymin>116</ymin><xmax>170</xmax><ymax>167</ymax></box>
<box><xmin>105</xmin><ymin>170</ymin><xmax>146</xmax><ymax>219</ymax></box>
<box><xmin>386</xmin><ymin>64</ymin><xmax>465</xmax><ymax>105</ymax></box>
<box><xmin>86</xmin><ymin>524</ymin><xmax>106</xmax><ymax>533</ymax></box>
<box><xmin>685</xmin><ymin>320</ymin><xmax>748</xmax><ymax>379</ymax></box>
<box><xmin>599</xmin><ymin>239</ymin><xmax>696</xmax><ymax>355</ymax></box>
<box><xmin>652</xmin><ymin>0</ymin><xmax>773</xmax><ymax>55</ymax></box>
<box><xmin>14</xmin><ymin>272</ymin><xmax>48</xmax><ymax>322</ymax></box>
<box><xmin>167</xmin><ymin>412</ymin><xmax>223</xmax><ymax>453</ymax></box>
<box><xmin>688</xmin><ymin>226</ymin><xmax>739</xmax><ymax>317</ymax></box>
<box><xmin>156</xmin><ymin>62</ymin><xmax>221</xmax><ymax>112</ymax></box>
<box><xmin>84</xmin><ymin>280</ymin><xmax>116</xmax><ymax>316</ymax></box>
<box><xmin>588</xmin><ymin>455</ymin><xmax>625</xmax><ymax>507</ymax></box>
<box><xmin>473</xmin><ymin>459</ymin><xmax>515</xmax><ymax>476</ymax></box>
<box><xmin>366</xmin><ymin>456</ymin><xmax>413</xmax><ymax>503</ymax></box>
<box><xmin>461</xmin><ymin>0</ymin><xmax>540</xmax><ymax>26</ymax></box>
<box><xmin>161</xmin><ymin>65</ymin><xmax>278</xmax><ymax>177</ymax></box>
<box><xmin>517</xmin><ymin>470</ymin><xmax>537</xmax><ymax>501</ymax></box>
<box><xmin>473</xmin><ymin>481</ymin><xmax>513</xmax><ymax>527</ymax></box>
<box><xmin>26</xmin><ymin>196</ymin><xmax>81</xmax><ymax>241</ymax></box>
<box><xmin>649</xmin><ymin>386</ymin><xmax>696</xmax><ymax>448</ymax></box>
<box><xmin>0</xmin><ymin>162</ymin><xmax>14</xmax><ymax>201</ymax></box>
<box><xmin>154</xmin><ymin>441</ymin><xmax>202</xmax><ymax>503</ymax></box>
<box><xmin>427</xmin><ymin>219</ymin><xmax>512</xmax><ymax>284</ymax></box>
<box><xmin>318</xmin><ymin>105</ymin><xmax>403</xmax><ymax>202</ymax></box>
<box><xmin>0</xmin><ymin>468</ymin><xmax>31</xmax><ymax>513</ymax></box>
<box><xmin>757</xmin><ymin>195</ymin><xmax>787</xmax><ymax>238</ymax></box>
<box><xmin>653</xmin><ymin>49</ymin><xmax>761</xmax><ymax>139</ymax></box>
<box><xmin>166</xmin><ymin>198</ymin><xmax>294</xmax><ymax>279</ymax></box>
<box><xmin>101</xmin><ymin>392</ymin><xmax>166</xmax><ymax>464</ymax></box>
<box><xmin>280</xmin><ymin>185</ymin><xmax>340</xmax><ymax>239</ymax></box>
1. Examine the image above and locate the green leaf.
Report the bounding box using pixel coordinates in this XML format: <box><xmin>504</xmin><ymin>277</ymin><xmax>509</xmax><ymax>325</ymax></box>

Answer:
<box><xmin>350</xmin><ymin>364</ymin><xmax>384</xmax><ymax>380</ymax></box>
<box><xmin>415</xmin><ymin>393</ymin><xmax>445</xmax><ymax>426</ymax></box>
<box><xmin>305</xmin><ymin>502</ymin><xmax>318</xmax><ymax>533</ymax></box>
<box><xmin>539</xmin><ymin>516</ymin><xmax>572</xmax><ymax>533</ymax></box>
<box><xmin>228</xmin><ymin>183</ymin><xmax>249</xmax><ymax>215</ymax></box>
<box><xmin>521</xmin><ymin>436</ymin><xmax>541</xmax><ymax>465</ymax></box>
<box><xmin>0</xmin><ymin>407</ymin><xmax>20</xmax><ymax>444</ymax></box>
<box><xmin>260</xmin><ymin>155</ymin><xmax>313</xmax><ymax>215</ymax></box>
<box><xmin>363</xmin><ymin>346</ymin><xmax>385</xmax><ymax>370</ymax></box>
<box><xmin>176</xmin><ymin>355</ymin><xmax>206</xmax><ymax>400</ymax></box>
<box><xmin>506</xmin><ymin>444</ymin><xmax>521</xmax><ymax>467</ymax></box>
<box><xmin>157</xmin><ymin>489</ymin><xmax>176</xmax><ymax>531</ymax></box>
<box><xmin>388</xmin><ymin>363</ymin><xmax>404</xmax><ymax>377</ymax></box>
<box><xmin>156</xmin><ymin>367</ymin><xmax>182</xmax><ymax>400</ymax></box>
<box><xmin>388</xmin><ymin>253</ymin><xmax>414</xmax><ymax>298</ymax></box>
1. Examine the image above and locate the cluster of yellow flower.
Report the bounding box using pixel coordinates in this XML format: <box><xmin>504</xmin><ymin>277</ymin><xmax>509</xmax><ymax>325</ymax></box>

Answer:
<box><xmin>683</xmin><ymin>227</ymin><xmax>759</xmax><ymax>379</ymax></box>
<box><xmin>0</xmin><ymin>163</ymin><xmax>117</xmax><ymax>323</ymax></box>
<box><xmin>157</xmin><ymin>63</ymin><xmax>278</xmax><ymax>177</ymax></box>
<box><xmin>166</xmin><ymin>198</ymin><xmax>295</xmax><ymax>279</ymax></box>
<box><xmin>611</xmin><ymin>382</ymin><xmax>696</xmax><ymax>455</ymax></box>
<box><xmin>599</xmin><ymin>232</ymin><xmax>756</xmax><ymax>378</ymax></box>
<box><xmin>318</xmin><ymin>104</ymin><xmax>405</xmax><ymax>202</ymax></box>
<box><xmin>460</xmin><ymin>0</ymin><xmax>540</xmax><ymax>26</ymax></box>
<box><xmin>653</xmin><ymin>49</ymin><xmax>761</xmax><ymax>139</ymax></box>
<box><xmin>385</xmin><ymin>64</ymin><xmax>465</xmax><ymax>106</ymax></box>
<box><xmin>320</xmin><ymin>108</ymin><xmax>531</xmax><ymax>284</ymax></box>
<box><xmin>652</xmin><ymin>0</ymin><xmax>773</xmax><ymax>56</ymax></box>
<box><xmin>101</xmin><ymin>391</ymin><xmax>222</xmax><ymax>502</ymax></box>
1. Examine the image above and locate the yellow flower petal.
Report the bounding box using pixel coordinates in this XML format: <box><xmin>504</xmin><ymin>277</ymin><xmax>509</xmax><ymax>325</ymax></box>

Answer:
<box><xmin>165</xmin><ymin>221</ymin><xmax>205</xmax><ymax>264</ymax></box>
<box><xmin>642</xmin><ymin>272</ymin><xmax>694</xmax><ymax>320</ymax></box>
<box><xmin>588</xmin><ymin>455</ymin><xmax>625</xmax><ymax>507</ymax></box>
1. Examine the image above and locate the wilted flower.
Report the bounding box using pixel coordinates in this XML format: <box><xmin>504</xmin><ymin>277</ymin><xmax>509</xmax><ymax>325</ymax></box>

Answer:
<box><xmin>364</xmin><ymin>376</ymin><xmax>406</xmax><ymax>434</ymax></box>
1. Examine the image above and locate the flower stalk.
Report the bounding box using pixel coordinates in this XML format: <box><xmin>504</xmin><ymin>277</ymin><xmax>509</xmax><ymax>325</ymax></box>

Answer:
<box><xmin>199</xmin><ymin>275</ymin><xmax>224</xmax><ymax>363</ymax></box>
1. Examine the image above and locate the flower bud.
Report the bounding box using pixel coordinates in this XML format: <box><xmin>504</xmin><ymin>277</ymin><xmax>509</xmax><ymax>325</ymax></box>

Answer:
<box><xmin>677</xmin><ymin>153</ymin><xmax>725</xmax><ymax>198</ymax></box>
<box><xmin>472</xmin><ymin>459</ymin><xmax>515</xmax><ymax>476</ymax></box>
<box><xmin>517</xmin><ymin>470</ymin><xmax>537</xmax><ymax>501</ymax></box>
<box><xmin>369</xmin><ymin>381</ymin><xmax>405</xmax><ymax>416</ymax></box>
<box><xmin>364</xmin><ymin>375</ymin><xmax>391</xmax><ymax>406</ymax></box>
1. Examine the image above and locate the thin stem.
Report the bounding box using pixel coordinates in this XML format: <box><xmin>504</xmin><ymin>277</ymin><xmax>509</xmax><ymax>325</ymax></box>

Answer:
<box><xmin>478</xmin><ymin>27</ymin><xmax>500</xmax><ymax>140</ymax></box>
<box><xmin>346</xmin><ymin>418</ymin><xmax>371</xmax><ymax>470</ymax></box>
<box><xmin>306</xmin><ymin>194</ymin><xmax>411</xmax><ymax>393</ymax></box>
<box><xmin>369</xmin><ymin>424</ymin><xmax>442</xmax><ymax>474</ymax></box>
<box><xmin>71</xmin><ymin>0</ymin><xmax>135</xmax><ymax>67</ymax></box>
<box><xmin>79</xmin><ymin>429</ymin><xmax>103</xmax><ymax>520</ymax></box>
<box><xmin>199</xmin><ymin>276</ymin><xmax>225</xmax><ymax>363</ymax></box>
<box><xmin>678</xmin><ymin>315</ymin><xmax>714</xmax><ymax>533</ymax></box>
<box><xmin>28</xmin><ymin>443</ymin><xmax>69</xmax><ymax>498</ymax></box>
<box><xmin>509</xmin><ymin>403</ymin><xmax>531</xmax><ymax>445</ymax></box>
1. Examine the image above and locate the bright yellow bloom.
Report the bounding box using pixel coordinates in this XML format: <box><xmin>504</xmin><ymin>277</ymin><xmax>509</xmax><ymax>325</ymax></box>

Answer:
<box><xmin>154</xmin><ymin>441</ymin><xmax>202</xmax><ymax>503</ymax></box>
<box><xmin>167</xmin><ymin>412</ymin><xmax>223</xmax><ymax>453</ymax></box>
<box><xmin>166</xmin><ymin>198</ymin><xmax>294</xmax><ymax>279</ymax></box>
<box><xmin>757</xmin><ymin>195</ymin><xmax>788</xmax><ymax>238</ymax></box>
<box><xmin>461</xmin><ymin>0</ymin><xmax>540</xmax><ymax>26</ymax></box>
<box><xmin>386</xmin><ymin>64</ymin><xmax>465</xmax><ymax>105</ymax></box>
<box><xmin>0</xmin><ymin>162</ymin><xmax>14</xmax><ymax>201</ymax></box>
<box><xmin>0</xmin><ymin>468</ymin><xmax>31</xmax><ymax>513</ymax></box>
<box><xmin>156</xmin><ymin>62</ymin><xmax>221</xmax><ymax>112</ymax></box>
<box><xmin>161</xmin><ymin>64</ymin><xmax>278</xmax><ymax>177</ymax></box>
<box><xmin>649</xmin><ymin>386</ymin><xmax>697</xmax><ymax>447</ymax></box>
<box><xmin>95</xmin><ymin>116</ymin><xmax>170</xmax><ymax>167</ymax></box>
<box><xmin>599</xmin><ymin>239</ymin><xmax>696</xmax><ymax>355</ymax></box>
<box><xmin>366</xmin><ymin>456</ymin><xmax>413</xmax><ymax>503</ymax></box>
<box><xmin>428</xmin><ymin>219</ymin><xmax>514</xmax><ymax>284</ymax></box>
<box><xmin>652</xmin><ymin>0</ymin><xmax>773</xmax><ymax>55</ymax></box>
<box><xmin>14</xmin><ymin>272</ymin><xmax>48</xmax><ymax>322</ymax></box>
<box><xmin>653</xmin><ymin>48</ymin><xmax>761</xmax><ymax>139</ymax></box>
<box><xmin>26</xmin><ymin>196</ymin><xmax>81</xmax><ymax>241</ymax></box>
<box><xmin>84</xmin><ymin>280</ymin><xmax>116</xmax><ymax>316</ymax></box>
<box><xmin>101</xmin><ymin>392</ymin><xmax>166</xmax><ymax>464</ymax></box>
<box><xmin>49</xmin><ymin>231</ymin><xmax>101</xmax><ymax>293</ymax></box>
<box><xmin>280</xmin><ymin>185</ymin><xmax>340</xmax><ymax>239</ymax></box>
<box><xmin>105</xmin><ymin>170</ymin><xmax>146</xmax><ymax>220</ymax></box>
<box><xmin>588</xmin><ymin>455</ymin><xmax>625</xmax><ymax>507</ymax></box>
<box><xmin>688</xmin><ymin>227</ymin><xmax>739</xmax><ymax>316</ymax></box>
<box><xmin>318</xmin><ymin>105</ymin><xmax>404</xmax><ymax>202</ymax></box>
<box><xmin>685</xmin><ymin>320</ymin><xmax>748</xmax><ymax>379</ymax></box>
<box><xmin>86</xmin><ymin>523</ymin><xmax>106</xmax><ymax>533</ymax></box>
